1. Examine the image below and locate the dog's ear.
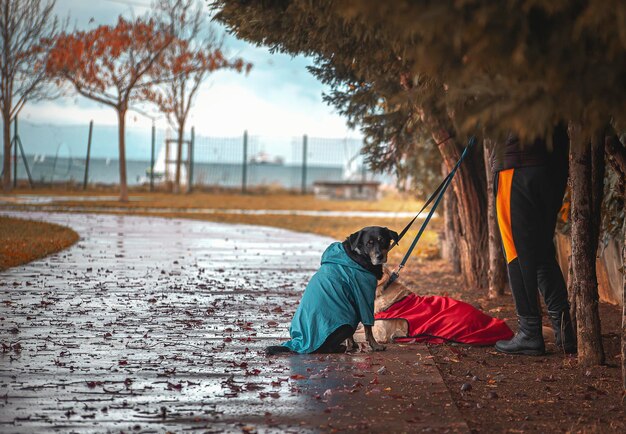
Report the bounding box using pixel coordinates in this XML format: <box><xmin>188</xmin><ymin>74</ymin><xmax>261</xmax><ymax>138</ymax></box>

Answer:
<box><xmin>386</xmin><ymin>228</ymin><xmax>400</xmax><ymax>244</ymax></box>
<box><xmin>347</xmin><ymin>230</ymin><xmax>364</xmax><ymax>252</ymax></box>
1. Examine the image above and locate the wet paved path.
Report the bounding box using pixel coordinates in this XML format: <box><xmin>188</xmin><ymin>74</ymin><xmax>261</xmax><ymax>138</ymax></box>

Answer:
<box><xmin>0</xmin><ymin>212</ymin><xmax>467</xmax><ymax>433</ymax></box>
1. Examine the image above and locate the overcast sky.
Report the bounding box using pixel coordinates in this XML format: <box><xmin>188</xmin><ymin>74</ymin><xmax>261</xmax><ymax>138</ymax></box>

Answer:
<box><xmin>21</xmin><ymin>0</ymin><xmax>359</xmax><ymax>139</ymax></box>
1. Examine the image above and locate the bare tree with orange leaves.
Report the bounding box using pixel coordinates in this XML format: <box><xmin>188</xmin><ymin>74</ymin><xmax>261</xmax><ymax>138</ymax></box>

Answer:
<box><xmin>147</xmin><ymin>0</ymin><xmax>251</xmax><ymax>193</ymax></box>
<box><xmin>45</xmin><ymin>17</ymin><xmax>173</xmax><ymax>201</ymax></box>
<box><xmin>1</xmin><ymin>0</ymin><xmax>62</xmax><ymax>191</ymax></box>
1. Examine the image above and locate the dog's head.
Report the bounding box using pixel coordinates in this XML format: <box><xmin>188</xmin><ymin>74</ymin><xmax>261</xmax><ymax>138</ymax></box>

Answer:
<box><xmin>346</xmin><ymin>226</ymin><xmax>399</xmax><ymax>266</ymax></box>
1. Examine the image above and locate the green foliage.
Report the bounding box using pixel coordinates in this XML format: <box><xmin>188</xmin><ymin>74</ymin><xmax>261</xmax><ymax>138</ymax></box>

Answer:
<box><xmin>212</xmin><ymin>0</ymin><xmax>626</xmax><ymax>152</ymax></box>
<box><xmin>333</xmin><ymin>0</ymin><xmax>626</xmax><ymax>143</ymax></box>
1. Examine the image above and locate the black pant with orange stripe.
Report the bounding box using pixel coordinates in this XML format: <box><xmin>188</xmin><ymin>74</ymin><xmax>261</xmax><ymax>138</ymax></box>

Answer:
<box><xmin>494</xmin><ymin>164</ymin><xmax>569</xmax><ymax>318</ymax></box>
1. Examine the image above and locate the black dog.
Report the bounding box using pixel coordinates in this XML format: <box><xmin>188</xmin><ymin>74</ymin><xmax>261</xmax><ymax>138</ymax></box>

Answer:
<box><xmin>266</xmin><ymin>226</ymin><xmax>398</xmax><ymax>355</ymax></box>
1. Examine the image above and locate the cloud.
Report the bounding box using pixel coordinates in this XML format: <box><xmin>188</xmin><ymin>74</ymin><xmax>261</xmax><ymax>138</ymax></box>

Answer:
<box><xmin>188</xmin><ymin>83</ymin><xmax>355</xmax><ymax>137</ymax></box>
<box><xmin>22</xmin><ymin>101</ymin><xmax>120</xmax><ymax>125</ymax></box>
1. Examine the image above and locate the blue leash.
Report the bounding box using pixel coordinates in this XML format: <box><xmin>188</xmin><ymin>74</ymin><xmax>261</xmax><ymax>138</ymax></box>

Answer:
<box><xmin>383</xmin><ymin>136</ymin><xmax>476</xmax><ymax>290</ymax></box>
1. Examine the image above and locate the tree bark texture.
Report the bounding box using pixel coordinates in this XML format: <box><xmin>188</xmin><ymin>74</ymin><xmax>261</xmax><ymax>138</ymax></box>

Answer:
<box><xmin>441</xmin><ymin>162</ymin><xmax>461</xmax><ymax>273</ymax></box>
<box><xmin>591</xmin><ymin>133</ymin><xmax>605</xmax><ymax>246</ymax></box>
<box><xmin>431</xmin><ymin>127</ymin><xmax>488</xmax><ymax>290</ymax></box>
<box><xmin>567</xmin><ymin>252</ymin><xmax>577</xmax><ymax>333</ymax></box>
<box><xmin>117</xmin><ymin>109</ymin><xmax>129</xmax><ymax>202</ymax></box>
<box><xmin>483</xmin><ymin>140</ymin><xmax>507</xmax><ymax>298</ymax></box>
<box><xmin>569</xmin><ymin>125</ymin><xmax>605</xmax><ymax>366</ymax></box>
<box><xmin>623</xmin><ymin>203</ymin><xmax>626</xmax><ymax>390</ymax></box>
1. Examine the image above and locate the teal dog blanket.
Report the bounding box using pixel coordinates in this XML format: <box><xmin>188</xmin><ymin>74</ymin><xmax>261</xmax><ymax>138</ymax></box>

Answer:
<box><xmin>282</xmin><ymin>242</ymin><xmax>377</xmax><ymax>353</ymax></box>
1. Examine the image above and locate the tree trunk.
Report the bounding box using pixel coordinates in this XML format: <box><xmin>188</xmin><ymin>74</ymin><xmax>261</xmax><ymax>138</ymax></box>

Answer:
<box><xmin>430</xmin><ymin>128</ymin><xmax>488</xmax><ymax>290</ymax></box>
<box><xmin>441</xmin><ymin>162</ymin><xmax>461</xmax><ymax>273</ymax></box>
<box><xmin>569</xmin><ymin>124</ymin><xmax>605</xmax><ymax>366</ymax></box>
<box><xmin>567</xmin><ymin>253</ymin><xmax>576</xmax><ymax>333</ymax></box>
<box><xmin>591</xmin><ymin>133</ymin><xmax>605</xmax><ymax>246</ymax></box>
<box><xmin>622</xmin><ymin>202</ymin><xmax>626</xmax><ymax>391</ymax></box>
<box><xmin>483</xmin><ymin>140</ymin><xmax>507</xmax><ymax>298</ymax></box>
<box><xmin>565</xmin><ymin>164</ymin><xmax>577</xmax><ymax>332</ymax></box>
<box><xmin>174</xmin><ymin>122</ymin><xmax>185</xmax><ymax>194</ymax></box>
<box><xmin>2</xmin><ymin>111</ymin><xmax>11</xmax><ymax>191</ymax></box>
<box><xmin>117</xmin><ymin>108</ymin><xmax>129</xmax><ymax>202</ymax></box>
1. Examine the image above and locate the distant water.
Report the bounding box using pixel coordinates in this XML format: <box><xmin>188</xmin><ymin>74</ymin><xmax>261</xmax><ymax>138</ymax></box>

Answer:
<box><xmin>10</xmin><ymin>155</ymin><xmax>353</xmax><ymax>188</ymax></box>
<box><xmin>3</xmin><ymin>121</ymin><xmax>392</xmax><ymax>188</ymax></box>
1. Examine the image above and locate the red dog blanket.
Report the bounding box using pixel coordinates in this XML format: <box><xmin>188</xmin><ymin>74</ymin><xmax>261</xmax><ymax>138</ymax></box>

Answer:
<box><xmin>375</xmin><ymin>294</ymin><xmax>513</xmax><ymax>345</ymax></box>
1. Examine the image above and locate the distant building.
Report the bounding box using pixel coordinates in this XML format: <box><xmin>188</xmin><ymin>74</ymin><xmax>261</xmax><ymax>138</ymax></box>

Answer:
<box><xmin>313</xmin><ymin>180</ymin><xmax>380</xmax><ymax>201</ymax></box>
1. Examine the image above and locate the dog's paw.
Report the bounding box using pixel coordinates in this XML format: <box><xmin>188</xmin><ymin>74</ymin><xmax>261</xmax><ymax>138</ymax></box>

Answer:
<box><xmin>345</xmin><ymin>345</ymin><xmax>358</xmax><ymax>353</ymax></box>
<box><xmin>370</xmin><ymin>343</ymin><xmax>386</xmax><ymax>352</ymax></box>
<box><xmin>343</xmin><ymin>337</ymin><xmax>359</xmax><ymax>353</ymax></box>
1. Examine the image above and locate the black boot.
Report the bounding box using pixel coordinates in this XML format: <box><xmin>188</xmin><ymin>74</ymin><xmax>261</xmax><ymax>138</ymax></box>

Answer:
<box><xmin>548</xmin><ymin>309</ymin><xmax>577</xmax><ymax>354</ymax></box>
<box><xmin>495</xmin><ymin>316</ymin><xmax>545</xmax><ymax>356</ymax></box>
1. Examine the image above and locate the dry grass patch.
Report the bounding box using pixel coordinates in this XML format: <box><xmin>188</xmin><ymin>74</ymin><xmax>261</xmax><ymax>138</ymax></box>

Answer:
<box><xmin>4</xmin><ymin>190</ymin><xmax>440</xmax><ymax>264</ymax></box>
<box><xmin>11</xmin><ymin>190</ymin><xmax>425</xmax><ymax>212</ymax></box>
<box><xmin>0</xmin><ymin>216</ymin><xmax>79</xmax><ymax>270</ymax></box>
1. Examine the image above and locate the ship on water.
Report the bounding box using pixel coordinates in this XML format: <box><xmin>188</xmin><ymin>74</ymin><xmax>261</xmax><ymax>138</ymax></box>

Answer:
<box><xmin>249</xmin><ymin>151</ymin><xmax>284</xmax><ymax>165</ymax></box>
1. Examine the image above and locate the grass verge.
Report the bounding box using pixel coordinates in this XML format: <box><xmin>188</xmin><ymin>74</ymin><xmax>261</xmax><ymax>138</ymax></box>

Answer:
<box><xmin>7</xmin><ymin>189</ymin><xmax>425</xmax><ymax>212</ymax></box>
<box><xmin>2</xmin><ymin>190</ymin><xmax>441</xmax><ymax>263</ymax></box>
<box><xmin>0</xmin><ymin>216</ymin><xmax>79</xmax><ymax>270</ymax></box>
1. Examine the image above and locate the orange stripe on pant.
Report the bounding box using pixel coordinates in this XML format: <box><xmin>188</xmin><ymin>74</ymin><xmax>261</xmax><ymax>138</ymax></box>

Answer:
<box><xmin>496</xmin><ymin>169</ymin><xmax>518</xmax><ymax>263</ymax></box>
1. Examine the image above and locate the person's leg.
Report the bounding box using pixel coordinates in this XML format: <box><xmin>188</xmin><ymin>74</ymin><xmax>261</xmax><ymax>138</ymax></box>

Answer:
<box><xmin>314</xmin><ymin>324</ymin><xmax>355</xmax><ymax>353</ymax></box>
<box><xmin>494</xmin><ymin>167</ymin><xmax>545</xmax><ymax>355</ymax></box>
<box><xmin>536</xmin><ymin>158</ymin><xmax>568</xmax><ymax>311</ymax></box>
<box><xmin>535</xmin><ymin>164</ymin><xmax>576</xmax><ymax>353</ymax></box>
<box><xmin>536</xmin><ymin>245</ymin><xmax>575</xmax><ymax>353</ymax></box>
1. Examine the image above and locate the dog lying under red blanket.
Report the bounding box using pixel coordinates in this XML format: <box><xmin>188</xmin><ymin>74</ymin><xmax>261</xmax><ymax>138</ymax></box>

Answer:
<box><xmin>375</xmin><ymin>293</ymin><xmax>513</xmax><ymax>345</ymax></box>
<box><xmin>352</xmin><ymin>269</ymin><xmax>513</xmax><ymax>346</ymax></box>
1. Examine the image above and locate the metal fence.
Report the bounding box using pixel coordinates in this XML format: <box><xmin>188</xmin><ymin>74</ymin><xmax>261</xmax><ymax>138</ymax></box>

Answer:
<box><xmin>191</xmin><ymin>133</ymin><xmax>371</xmax><ymax>192</ymax></box>
<box><xmin>3</xmin><ymin>119</ymin><xmax>390</xmax><ymax>192</ymax></box>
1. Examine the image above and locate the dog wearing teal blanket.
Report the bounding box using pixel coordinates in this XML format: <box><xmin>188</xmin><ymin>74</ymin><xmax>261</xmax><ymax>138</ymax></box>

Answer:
<box><xmin>266</xmin><ymin>226</ymin><xmax>398</xmax><ymax>355</ymax></box>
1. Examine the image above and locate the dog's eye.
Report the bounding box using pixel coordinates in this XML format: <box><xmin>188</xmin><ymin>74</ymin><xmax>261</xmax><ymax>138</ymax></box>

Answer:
<box><xmin>367</xmin><ymin>240</ymin><xmax>374</xmax><ymax>245</ymax></box>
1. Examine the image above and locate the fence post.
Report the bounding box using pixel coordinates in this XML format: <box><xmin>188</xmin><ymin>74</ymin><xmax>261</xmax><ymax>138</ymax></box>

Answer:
<box><xmin>16</xmin><ymin>131</ymin><xmax>33</xmax><ymax>189</ymax></box>
<box><xmin>301</xmin><ymin>134</ymin><xmax>308</xmax><ymax>194</ymax></box>
<box><xmin>12</xmin><ymin>117</ymin><xmax>17</xmax><ymax>188</ymax></box>
<box><xmin>242</xmin><ymin>130</ymin><xmax>248</xmax><ymax>194</ymax></box>
<box><xmin>165</xmin><ymin>138</ymin><xmax>170</xmax><ymax>182</ymax></box>
<box><xmin>150</xmin><ymin>121</ymin><xmax>155</xmax><ymax>192</ymax></box>
<box><xmin>9</xmin><ymin>116</ymin><xmax>34</xmax><ymax>189</ymax></box>
<box><xmin>83</xmin><ymin>120</ymin><xmax>93</xmax><ymax>190</ymax></box>
<box><xmin>187</xmin><ymin>126</ymin><xmax>194</xmax><ymax>193</ymax></box>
